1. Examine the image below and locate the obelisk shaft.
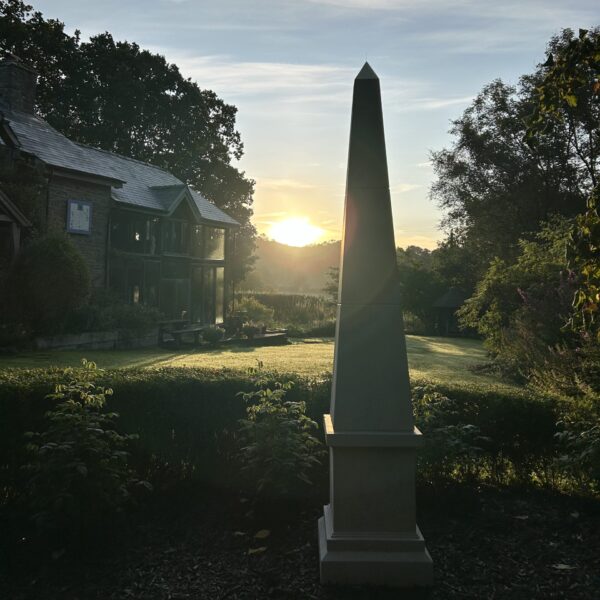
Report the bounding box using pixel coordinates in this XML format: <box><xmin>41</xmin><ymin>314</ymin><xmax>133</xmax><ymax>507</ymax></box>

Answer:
<box><xmin>339</xmin><ymin>62</ymin><xmax>397</xmax><ymax>304</ymax></box>
<box><xmin>331</xmin><ymin>62</ymin><xmax>413</xmax><ymax>433</ymax></box>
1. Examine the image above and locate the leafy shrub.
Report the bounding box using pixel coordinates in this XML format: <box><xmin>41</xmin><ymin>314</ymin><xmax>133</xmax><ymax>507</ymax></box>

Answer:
<box><xmin>414</xmin><ymin>387</ymin><xmax>489</xmax><ymax>482</ymax></box>
<box><xmin>529</xmin><ymin>339</ymin><xmax>600</xmax><ymax>400</ymax></box>
<box><xmin>223</xmin><ymin>314</ymin><xmax>246</xmax><ymax>336</ymax></box>
<box><xmin>286</xmin><ymin>319</ymin><xmax>336</xmax><ymax>338</ymax></box>
<box><xmin>65</xmin><ymin>289</ymin><xmax>162</xmax><ymax>335</ymax></box>
<box><xmin>237</xmin><ymin>293</ymin><xmax>335</xmax><ymax>326</ymax></box>
<box><xmin>528</xmin><ymin>340</ymin><xmax>600</xmax><ymax>492</ymax></box>
<box><xmin>458</xmin><ymin>218</ymin><xmax>575</xmax><ymax>378</ymax></box>
<box><xmin>6</xmin><ymin>235</ymin><xmax>91</xmax><ymax>334</ymax></box>
<box><xmin>421</xmin><ymin>424</ymin><xmax>488</xmax><ymax>483</ymax></box>
<box><xmin>202</xmin><ymin>326</ymin><xmax>225</xmax><ymax>346</ymax></box>
<box><xmin>242</xmin><ymin>323</ymin><xmax>261</xmax><ymax>339</ymax></box>
<box><xmin>237</xmin><ymin>375</ymin><xmax>324</xmax><ymax>500</ymax></box>
<box><xmin>235</xmin><ymin>296</ymin><xmax>275</xmax><ymax>325</ymax></box>
<box><xmin>402</xmin><ymin>312</ymin><xmax>428</xmax><ymax>335</ymax></box>
<box><xmin>556</xmin><ymin>424</ymin><xmax>600</xmax><ymax>493</ymax></box>
<box><xmin>22</xmin><ymin>361</ymin><xmax>148</xmax><ymax>547</ymax></box>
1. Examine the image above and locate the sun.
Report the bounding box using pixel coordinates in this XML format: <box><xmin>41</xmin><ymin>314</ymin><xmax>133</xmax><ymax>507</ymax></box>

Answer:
<box><xmin>269</xmin><ymin>217</ymin><xmax>324</xmax><ymax>247</ymax></box>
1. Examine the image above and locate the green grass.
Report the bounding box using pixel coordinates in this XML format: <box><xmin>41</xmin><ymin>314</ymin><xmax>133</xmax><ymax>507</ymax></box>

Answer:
<box><xmin>0</xmin><ymin>335</ymin><xmax>520</xmax><ymax>391</ymax></box>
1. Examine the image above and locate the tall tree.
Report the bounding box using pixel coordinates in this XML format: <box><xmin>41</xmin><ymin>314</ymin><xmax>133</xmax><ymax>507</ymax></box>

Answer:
<box><xmin>431</xmin><ymin>30</ymin><xmax>595</xmax><ymax>275</ymax></box>
<box><xmin>0</xmin><ymin>0</ymin><xmax>256</xmax><ymax>280</ymax></box>
<box><xmin>527</xmin><ymin>28</ymin><xmax>600</xmax><ymax>340</ymax></box>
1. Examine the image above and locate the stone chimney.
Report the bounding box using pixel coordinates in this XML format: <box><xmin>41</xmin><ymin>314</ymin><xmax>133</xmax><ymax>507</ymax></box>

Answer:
<box><xmin>0</xmin><ymin>53</ymin><xmax>37</xmax><ymax>113</ymax></box>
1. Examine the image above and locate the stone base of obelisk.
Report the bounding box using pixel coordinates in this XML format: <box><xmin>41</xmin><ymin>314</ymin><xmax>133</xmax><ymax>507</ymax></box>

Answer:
<box><xmin>318</xmin><ymin>511</ymin><xmax>433</xmax><ymax>586</ymax></box>
<box><xmin>318</xmin><ymin>415</ymin><xmax>433</xmax><ymax>587</ymax></box>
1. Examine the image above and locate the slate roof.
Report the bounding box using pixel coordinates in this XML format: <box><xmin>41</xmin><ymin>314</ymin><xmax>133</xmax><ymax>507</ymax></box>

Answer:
<box><xmin>0</xmin><ymin>107</ymin><xmax>124</xmax><ymax>183</ymax></box>
<box><xmin>0</xmin><ymin>104</ymin><xmax>239</xmax><ymax>227</ymax></box>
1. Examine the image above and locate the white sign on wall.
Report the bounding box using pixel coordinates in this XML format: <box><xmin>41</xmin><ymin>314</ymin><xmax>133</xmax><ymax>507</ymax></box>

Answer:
<box><xmin>66</xmin><ymin>200</ymin><xmax>92</xmax><ymax>235</ymax></box>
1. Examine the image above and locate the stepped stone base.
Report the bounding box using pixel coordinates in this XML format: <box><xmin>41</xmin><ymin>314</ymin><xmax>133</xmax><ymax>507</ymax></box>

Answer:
<box><xmin>318</xmin><ymin>511</ymin><xmax>433</xmax><ymax>587</ymax></box>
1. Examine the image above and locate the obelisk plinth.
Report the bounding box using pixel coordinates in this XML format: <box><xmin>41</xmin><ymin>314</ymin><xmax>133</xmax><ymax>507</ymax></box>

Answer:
<box><xmin>318</xmin><ymin>63</ymin><xmax>433</xmax><ymax>587</ymax></box>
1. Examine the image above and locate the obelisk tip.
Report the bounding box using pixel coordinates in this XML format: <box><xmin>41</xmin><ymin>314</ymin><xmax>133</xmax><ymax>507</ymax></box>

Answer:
<box><xmin>356</xmin><ymin>62</ymin><xmax>378</xmax><ymax>80</ymax></box>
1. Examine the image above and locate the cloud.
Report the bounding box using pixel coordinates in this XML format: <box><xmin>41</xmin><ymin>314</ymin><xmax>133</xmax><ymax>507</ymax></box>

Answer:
<box><xmin>305</xmin><ymin>0</ymin><xmax>465</xmax><ymax>10</ymax></box>
<box><xmin>257</xmin><ymin>178</ymin><xmax>318</xmax><ymax>190</ymax></box>
<box><xmin>391</xmin><ymin>183</ymin><xmax>422</xmax><ymax>194</ymax></box>
<box><xmin>156</xmin><ymin>52</ymin><xmax>354</xmax><ymax>100</ymax></box>
<box><xmin>305</xmin><ymin>0</ymin><xmax>595</xmax><ymax>25</ymax></box>
<box><xmin>394</xmin><ymin>232</ymin><xmax>440</xmax><ymax>249</ymax></box>
<box><xmin>417</xmin><ymin>96</ymin><xmax>474</xmax><ymax>110</ymax></box>
<box><xmin>147</xmin><ymin>48</ymin><xmax>474</xmax><ymax>119</ymax></box>
<box><xmin>255</xmin><ymin>211</ymin><xmax>290</xmax><ymax>218</ymax></box>
<box><xmin>417</xmin><ymin>161</ymin><xmax>432</xmax><ymax>168</ymax></box>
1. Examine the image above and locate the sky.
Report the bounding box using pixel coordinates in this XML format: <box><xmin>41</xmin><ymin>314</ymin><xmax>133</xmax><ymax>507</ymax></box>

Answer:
<box><xmin>34</xmin><ymin>0</ymin><xmax>599</xmax><ymax>248</ymax></box>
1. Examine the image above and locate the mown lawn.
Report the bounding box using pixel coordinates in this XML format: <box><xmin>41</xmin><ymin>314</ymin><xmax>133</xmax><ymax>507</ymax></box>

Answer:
<box><xmin>0</xmin><ymin>335</ymin><xmax>519</xmax><ymax>390</ymax></box>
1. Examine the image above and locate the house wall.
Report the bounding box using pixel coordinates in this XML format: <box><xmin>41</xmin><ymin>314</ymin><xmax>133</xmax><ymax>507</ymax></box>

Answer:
<box><xmin>46</xmin><ymin>174</ymin><xmax>112</xmax><ymax>287</ymax></box>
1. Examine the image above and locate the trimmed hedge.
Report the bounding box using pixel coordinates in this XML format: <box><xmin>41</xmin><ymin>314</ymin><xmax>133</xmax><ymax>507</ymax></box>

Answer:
<box><xmin>0</xmin><ymin>365</ymin><xmax>577</xmax><ymax>502</ymax></box>
<box><xmin>413</xmin><ymin>382</ymin><xmax>561</xmax><ymax>485</ymax></box>
<box><xmin>0</xmin><ymin>367</ymin><xmax>329</xmax><ymax>496</ymax></box>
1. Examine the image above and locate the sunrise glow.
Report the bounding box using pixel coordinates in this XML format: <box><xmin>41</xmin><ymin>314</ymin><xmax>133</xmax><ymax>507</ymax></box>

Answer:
<box><xmin>268</xmin><ymin>217</ymin><xmax>324</xmax><ymax>247</ymax></box>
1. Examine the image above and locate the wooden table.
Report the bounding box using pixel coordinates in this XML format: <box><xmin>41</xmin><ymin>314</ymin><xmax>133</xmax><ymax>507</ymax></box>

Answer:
<box><xmin>158</xmin><ymin>319</ymin><xmax>189</xmax><ymax>346</ymax></box>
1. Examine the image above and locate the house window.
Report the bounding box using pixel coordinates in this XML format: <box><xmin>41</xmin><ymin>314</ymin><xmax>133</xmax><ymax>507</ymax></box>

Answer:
<box><xmin>109</xmin><ymin>258</ymin><xmax>159</xmax><ymax>307</ymax></box>
<box><xmin>205</xmin><ymin>227</ymin><xmax>225</xmax><ymax>260</ymax></box>
<box><xmin>215</xmin><ymin>267</ymin><xmax>224</xmax><ymax>324</ymax></box>
<box><xmin>195</xmin><ymin>266</ymin><xmax>225</xmax><ymax>324</ymax></box>
<box><xmin>126</xmin><ymin>263</ymin><xmax>143</xmax><ymax>305</ymax></box>
<box><xmin>111</xmin><ymin>212</ymin><xmax>159</xmax><ymax>254</ymax></box>
<box><xmin>202</xmin><ymin>267</ymin><xmax>215</xmax><ymax>323</ymax></box>
<box><xmin>144</xmin><ymin>261</ymin><xmax>161</xmax><ymax>306</ymax></box>
<box><xmin>190</xmin><ymin>225</ymin><xmax>204</xmax><ymax>257</ymax></box>
<box><xmin>160</xmin><ymin>260</ymin><xmax>190</xmax><ymax>319</ymax></box>
<box><xmin>191</xmin><ymin>266</ymin><xmax>203</xmax><ymax>322</ymax></box>
<box><xmin>163</xmin><ymin>220</ymin><xmax>189</xmax><ymax>254</ymax></box>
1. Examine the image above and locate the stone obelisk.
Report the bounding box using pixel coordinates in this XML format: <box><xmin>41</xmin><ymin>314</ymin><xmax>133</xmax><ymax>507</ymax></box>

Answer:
<box><xmin>318</xmin><ymin>63</ymin><xmax>433</xmax><ymax>587</ymax></box>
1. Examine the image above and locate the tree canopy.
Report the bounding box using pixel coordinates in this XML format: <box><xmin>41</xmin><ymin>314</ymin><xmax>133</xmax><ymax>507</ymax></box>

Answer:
<box><xmin>430</xmin><ymin>30</ymin><xmax>598</xmax><ymax>275</ymax></box>
<box><xmin>0</xmin><ymin>0</ymin><xmax>256</xmax><ymax>280</ymax></box>
<box><xmin>527</xmin><ymin>28</ymin><xmax>600</xmax><ymax>340</ymax></box>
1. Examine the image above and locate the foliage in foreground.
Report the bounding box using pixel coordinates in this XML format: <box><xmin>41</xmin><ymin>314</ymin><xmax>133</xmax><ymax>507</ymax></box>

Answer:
<box><xmin>1</xmin><ymin>365</ymin><xmax>599</xmax><ymax>500</ymax></box>
<box><xmin>237</xmin><ymin>369</ymin><xmax>324</xmax><ymax>499</ymax></box>
<box><xmin>23</xmin><ymin>361</ymin><xmax>149</xmax><ymax>548</ymax></box>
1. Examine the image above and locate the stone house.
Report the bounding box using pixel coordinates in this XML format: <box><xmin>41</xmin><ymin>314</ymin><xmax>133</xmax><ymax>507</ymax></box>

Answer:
<box><xmin>0</xmin><ymin>56</ymin><xmax>239</xmax><ymax>324</ymax></box>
